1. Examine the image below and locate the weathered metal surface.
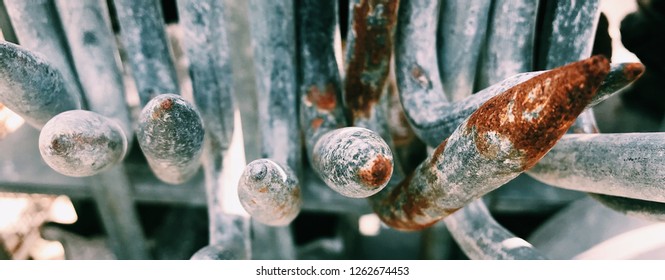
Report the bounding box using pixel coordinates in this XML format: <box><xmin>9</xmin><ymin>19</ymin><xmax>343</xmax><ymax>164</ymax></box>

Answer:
<box><xmin>343</xmin><ymin>0</ymin><xmax>399</xmax><ymax>125</ymax></box>
<box><xmin>112</xmin><ymin>0</ymin><xmax>179</xmax><ymax>106</ymax></box>
<box><xmin>54</xmin><ymin>0</ymin><xmax>133</xmax><ymax>139</ymax></box>
<box><xmin>191</xmin><ymin>243</ymin><xmax>248</xmax><ymax>260</ymax></box>
<box><xmin>312</xmin><ymin>127</ymin><xmax>393</xmax><ymax>198</ymax></box>
<box><xmin>38</xmin><ymin>110</ymin><xmax>127</xmax><ymax>177</ymax></box>
<box><xmin>137</xmin><ymin>94</ymin><xmax>204</xmax><ymax>184</ymax></box>
<box><xmin>590</xmin><ymin>194</ymin><xmax>665</xmax><ymax>222</ymax></box>
<box><xmin>374</xmin><ymin>56</ymin><xmax>609</xmax><ymax>231</ymax></box>
<box><xmin>527</xmin><ymin>133</ymin><xmax>665</xmax><ymax>204</ymax></box>
<box><xmin>476</xmin><ymin>0</ymin><xmax>538</xmax><ymax>89</ymax></box>
<box><xmin>238</xmin><ymin>159</ymin><xmax>301</xmax><ymax>226</ymax></box>
<box><xmin>4</xmin><ymin>0</ymin><xmax>85</xmax><ymax>108</ymax></box>
<box><xmin>177</xmin><ymin>0</ymin><xmax>235</xmax><ymax>149</ymax></box>
<box><xmin>444</xmin><ymin>199</ymin><xmax>547</xmax><ymax>260</ymax></box>
<box><xmin>437</xmin><ymin>0</ymin><xmax>491</xmax><ymax>101</ymax></box>
<box><xmin>0</xmin><ymin>41</ymin><xmax>81</xmax><ymax>128</ymax></box>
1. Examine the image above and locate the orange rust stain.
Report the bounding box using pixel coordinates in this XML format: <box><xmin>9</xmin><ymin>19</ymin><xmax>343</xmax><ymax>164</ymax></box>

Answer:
<box><xmin>161</xmin><ymin>98</ymin><xmax>173</xmax><ymax>110</ymax></box>
<box><xmin>429</xmin><ymin>139</ymin><xmax>448</xmax><ymax>167</ymax></box>
<box><xmin>306</xmin><ymin>84</ymin><xmax>337</xmax><ymax>111</ymax></box>
<box><xmin>623</xmin><ymin>62</ymin><xmax>645</xmax><ymax>81</ymax></box>
<box><xmin>310</xmin><ymin>118</ymin><xmax>324</xmax><ymax>130</ymax></box>
<box><xmin>466</xmin><ymin>55</ymin><xmax>610</xmax><ymax>169</ymax></box>
<box><xmin>258</xmin><ymin>187</ymin><xmax>268</xmax><ymax>193</ymax></box>
<box><xmin>358</xmin><ymin>154</ymin><xmax>393</xmax><ymax>188</ymax></box>
<box><xmin>344</xmin><ymin>0</ymin><xmax>399</xmax><ymax>122</ymax></box>
<box><xmin>291</xmin><ymin>187</ymin><xmax>301</xmax><ymax>199</ymax></box>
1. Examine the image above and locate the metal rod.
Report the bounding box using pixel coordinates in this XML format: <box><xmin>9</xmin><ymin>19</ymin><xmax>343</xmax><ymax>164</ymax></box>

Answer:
<box><xmin>4</xmin><ymin>0</ymin><xmax>85</xmax><ymax>108</ymax></box>
<box><xmin>444</xmin><ymin>199</ymin><xmax>547</xmax><ymax>260</ymax></box>
<box><xmin>112</xmin><ymin>0</ymin><xmax>179</xmax><ymax>106</ymax></box>
<box><xmin>137</xmin><ymin>94</ymin><xmax>204</xmax><ymax>184</ymax></box>
<box><xmin>54</xmin><ymin>0</ymin><xmax>133</xmax><ymax>140</ymax></box>
<box><xmin>238</xmin><ymin>159</ymin><xmax>301</xmax><ymax>226</ymax></box>
<box><xmin>0</xmin><ymin>41</ymin><xmax>81</xmax><ymax>128</ymax></box>
<box><xmin>527</xmin><ymin>133</ymin><xmax>665</xmax><ymax>204</ymax></box>
<box><xmin>373</xmin><ymin>56</ymin><xmax>610</xmax><ymax>231</ymax></box>
<box><xmin>589</xmin><ymin>194</ymin><xmax>665</xmax><ymax>222</ymax></box>
<box><xmin>476</xmin><ymin>0</ymin><xmax>538</xmax><ymax>89</ymax></box>
<box><xmin>38</xmin><ymin>110</ymin><xmax>127</xmax><ymax>177</ymax></box>
<box><xmin>437</xmin><ymin>0</ymin><xmax>491</xmax><ymax>101</ymax></box>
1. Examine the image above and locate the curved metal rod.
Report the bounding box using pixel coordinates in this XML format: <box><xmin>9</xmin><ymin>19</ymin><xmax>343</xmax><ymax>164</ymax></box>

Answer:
<box><xmin>394</xmin><ymin>0</ymin><xmax>634</xmax><ymax>148</ymax></box>
<box><xmin>444</xmin><ymin>199</ymin><xmax>547</xmax><ymax>260</ymax></box>
<box><xmin>112</xmin><ymin>0</ymin><xmax>179</xmax><ymax>106</ymax></box>
<box><xmin>4</xmin><ymin>0</ymin><xmax>85</xmax><ymax>108</ymax></box>
<box><xmin>297</xmin><ymin>0</ymin><xmax>391</xmax><ymax>198</ymax></box>
<box><xmin>177</xmin><ymin>0</ymin><xmax>250</xmax><ymax>260</ymax></box>
<box><xmin>0</xmin><ymin>41</ymin><xmax>81</xmax><ymax>128</ymax></box>
<box><xmin>590</xmin><ymin>194</ymin><xmax>665</xmax><ymax>222</ymax></box>
<box><xmin>373</xmin><ymin>56</ymin><xmax>610</xmax><ymax>231</ymax></box>
<box><xmin>527</xmin><ymin>133</ymin><xmax>665</xmax><ymax>204</ymax></box>
<box><xmin>238</xmin><ymin>159</ymin><xmax>301</xmax><ymax>226</ymax></box>
<box><xmin>437</xmin><ymin>0</ymin><xmax>491</xmax><ymax>101</ymax></box>
<box><xmin>38</xmin><ymin>110</ymin><xmax>127</xmax><ymax>177</ymax></box>
<box><xmin>476</xmin><ymin>0</ymin><xmax>538</xmax><ymax>89</ymax></box>
<box><xmin>137</xmin><ymin>94</ymin><xmax>204</xmax><ymax>184</ymax></box>
<box><xmin>54</xmin><ymin>0</ymin><xmax>133</xmax><ymax>140</ymax></box>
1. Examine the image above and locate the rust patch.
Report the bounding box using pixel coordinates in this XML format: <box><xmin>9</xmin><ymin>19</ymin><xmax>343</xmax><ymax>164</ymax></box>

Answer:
<box><xmin>410</xmin><ymin>65</ymin><xmax>431</xmax><ymax>89</ymax></box>
<box><xmin>152</xmin><ymin>98</ymin><xmax>174</xmax><ymax>119</ymax></box>
<box><xmin>258</xmin><ymin>187</ymin><xmax>268</xmax><ymax>193</ymax></box>
<box><xmin>291</xmin><ymin>187</ymin><xmax>301</xmax><ymax>199</ymax></box>
<box><xmin>344</xmin><ymin>0</ymin><xmax>399</xmax><ymax>122</ymax></box>
<box><xmin>429</xmin><ymin>139</ymin><xmax>448</xmax><ymax>167</ymax></box>
<box><xmin>358</xmin><ymin>154</ymin><xmax>393</xmax><ymax>188</ymax></box>
<box><xmin>466</xmin><ymin>55</ymin><xmax>610</xmax><ymax>169</ymax></box>
<box><xmin>161</xmin><ymin>98</ymin><xmax>173</xmax><ymax>110</ymax></box>
<box><xmin>310</xmin><ymin>118</ymin><xmax>324</xmax><ymax>130</ymax></box>
<box><xmin>623</xmin><ymin>62</ymin><xmax>645</xmax><ymax>81</ymax></box>
<box><xmin>306</xmin><ymin>84</ymin><xmax>337</xmax><ymax>111</ymax></box>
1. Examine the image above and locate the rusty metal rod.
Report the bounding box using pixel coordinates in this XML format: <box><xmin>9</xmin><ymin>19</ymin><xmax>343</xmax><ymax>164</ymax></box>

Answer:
<box><xmin>54</xmin><ymin>0</ymin><xmax>133</xmax><ymax>139</ymax></box>
<box><xmin>373</xmin><ymin>56</ymin><xmax>610</xmax><ymax>231</ymax></box>
<box><xmin>0</xmin><ymin>41</ymin><xmax>81</xmax><ymax>128</ymax></box>
<box><xmin>38</xmin><ymin>110</ymin><xmax>127</xmax><ymax>177</ymax></box>
<box><xmin>137</xmin><ymin>94</ymin><xmax>204</xmax><ymax>184</ymax></box>
<box><xmin>527</xmin><ymin>133</ymin><xmax>665</xmax><ymax>204</ymax></box>
<box><xmin>437</xmin><ymin>0</ymin><xmax>491</xmax><ymax>101</ymax></box>
<box><xmin>4</xmin><ymin>0</ymin><xmax>85</xmax><ymax>108</ymax></box>
<box><xmin>476</xmin><ymin>0</ymin><xmax>538</xmax><ymax>90</ymax></box>
<box><xmin>112</xmin><ymin>0</ymin><xmax>179</xmax><ymax>106</ymax></box>
<box><xmin>176</xmin><ymin>0</ymin><xmax>251</xmax><ymax>260</ymax></box>
<box><xmin>444</xmin><ymin>199</ymin><xmax>547</xmax><ymax>260</ymax></box>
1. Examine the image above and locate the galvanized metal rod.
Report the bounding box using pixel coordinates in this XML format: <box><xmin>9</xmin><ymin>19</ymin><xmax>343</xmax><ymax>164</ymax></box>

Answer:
<box><xmin>4</xmin><ymin>0</ymin><xmax>85</xmax><ymax>108</ymax></box>
<box><xmin>38</xmin><ymin>110</ymin><xmax>127</xmax><ymax>177</ymax></box>
<box><xmin>476</xmin><ymin>0</ymin><xmax>538</xmax><ymax>89</ymax></box>
<box><xmin>54</xmin><ymin>0</ymin><xmax>133</xmax><ymax>139</ymax></box>
<box><xmin>589</xmin><ymin>194</ymin><xmax>665</xmax><ymax>222</ymax></box>
<box><xmin>373</xmin><ymin>56</ymin><xmax>610</xmax><ymax>231</ymax></box>
<box><xmin>437</xmin><ymin>0</ymin><xmax>491</xmax><ymax>101</ymax></box>
<box><xmin>444</xmin><ymin>199</ymin><xmax>547</xmax><ymax>260</ymax></box>
<box><xmin>137</xmin><ymin>94</ymin><xmax>204</xmax><ymax>184</ymax></box>
<box><xmin>0</xmin><ymin>41</ymin><xmax>81</xmax><ymax>128</ymax></box>
<box><xmin>527</xmin><ymin>133</ymin><xmax>665</xmax><ymax>204</ymax></box>
<box><xmin>176</xmin><ymin>0</ymin><xmax>251</xmax><ymax>260</ymax></box>
<box><xmin>245</xmin><ymin>0</ymin><xmax>299</xmax><ymax>259</ymax></box>
<box><xmin>112</xmin><ymin>0</ymin><xmax>179</xmax><ymax>106</ymax></box>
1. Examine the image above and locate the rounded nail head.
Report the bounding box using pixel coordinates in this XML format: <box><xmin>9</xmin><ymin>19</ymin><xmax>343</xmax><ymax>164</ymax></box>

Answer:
<box><xmin>39</xmin><ymin>110</ymin><xmax>127</xmax><ymax>177</ymax></box>
<box><xmin>137</xmin><ymin>94</ymin><xmax>204</xmax><ymax>185</ymax></box>
<box><xmin>312</xmin><ymin>127</ymin><xmax>394</xmax><ymax>198</ymax></box>
<box><xmin>238</xmin><ymin>159</ymin><xmax>301</xmax><ymax>226</ymax></box>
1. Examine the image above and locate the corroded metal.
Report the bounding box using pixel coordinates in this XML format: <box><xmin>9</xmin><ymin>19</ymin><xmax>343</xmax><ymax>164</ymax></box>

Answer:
<box><xmin>137</xmin><ymin>94</ymin><xmax>204</xmax><ymax>184</ymax></box>
<box><xmin>55</xmin><ymin>0</ymin><xmax>133</xmax><ymax>139</ymax></box>
<box><xmin>374</xmin><ymin>56</ymin><xmax>610</xmax><ymax>231</ymax></box>
<box><xmin>0</xmin><ymin>41</ymin><xmax>81</xmax><ymax>128</ymax></box>
<box><xmin>177</xmin><ymin>0</ymin><xmax>235</xmax><ymax>149</ymax></box>
<box><xmin>4</xmin><ymin>0</ymin><xmax>85</xmax><ymax>108</ymax></box>
<box><xmin>444</xmin><ymin>200</ymin><xmax>547</xmax><ymax>260</ymax></box>
<box><xmin>112</xmin><ymin>0</ymin><xmax>179</xmax><ymax>106</ymax></box>
<box><xmin>312</xmin><ymin>127</ymin><xmax>394</xmax><ymax>198</ymax></box>
<box><xmin>344</xmin><ymin>0</ymin><xmax>399</xmax><ymax>128</ymax></box>
<box><xmin>238</xmin><ymin>159</ymin><xmax>302</xmax><ymax>226</ymax></box>
<box><xmin>476</xmin><ymin>0</ymin><xmax>538</xmax><ymax>89</ymax></box>
<box><xmin>527</xmin><ymin>133</ymin><xmax>665</xmax><ymax>204</ymax></box>
<box><xmin>38</xmin><ymin>110</ymin><xmax>127</xmax><ymax>177</ymax></box>
<box><xmin>437</xmin><ymin>0</ymin><xmax>491</xmax><ymax>101</ymax></box>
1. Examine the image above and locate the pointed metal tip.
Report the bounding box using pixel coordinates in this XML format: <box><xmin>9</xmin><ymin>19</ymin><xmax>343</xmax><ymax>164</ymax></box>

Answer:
<box><xmin>622</xmin><ymin>62</ymin><xmax>645</xmax><ymax>81</ymax></box>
